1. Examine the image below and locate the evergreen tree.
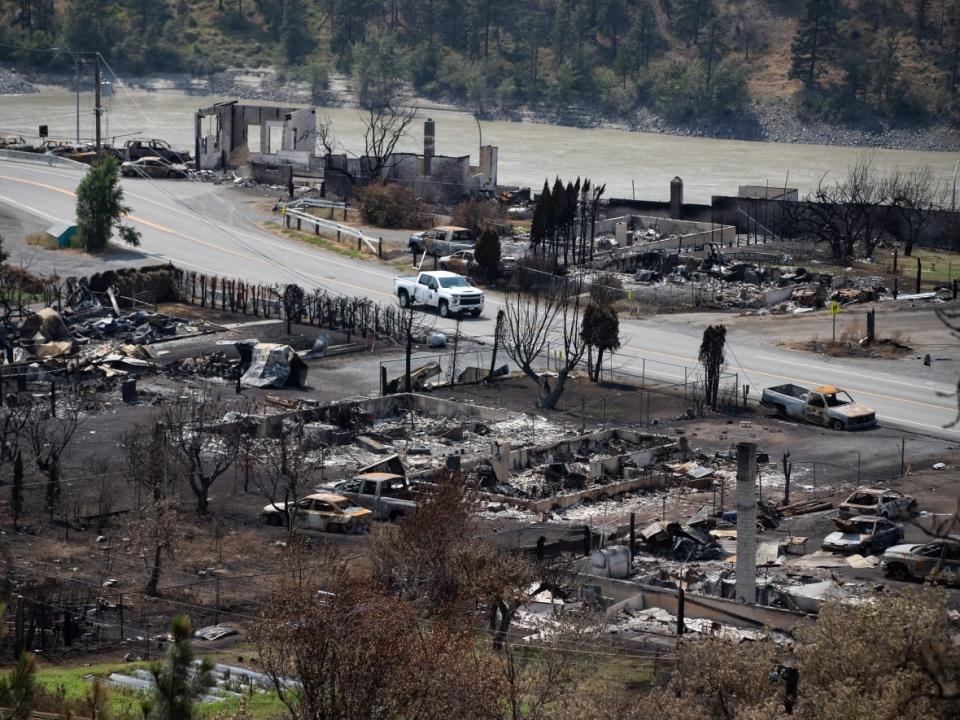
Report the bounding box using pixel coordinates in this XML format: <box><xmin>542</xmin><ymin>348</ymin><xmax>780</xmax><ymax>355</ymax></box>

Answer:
<box><xmin>673</xmin><ymin>0</ymin><xmax>715</xmax><ymax>46</ymax></box>
<box><xmin>62</xmin><ymin>0</ymin><xmax>120</xmax><ymax>56</ymax></box>
<box><xmin>146</xmin><ymin>615</ymin><xmax>213</xmax><ymax>720</ymax></box>
<box><xmin>530</xmin><ymin>181</ymin><xmax>550</xmax><ymax>255</ymax></box>
<box><xmin>699</xmin><ymin>15</ymin><xmax>728</xmax><ymax>92</ymax></box>
<box><xmin>75</xmin><ymin>156</ymin><xmax>141</xmax><ymax>252</ymax></box>
<box><xmin>615</xmin><ymin>2</ymin><xmax>663</xmax><ymax>81</ymax></box>
<box><xmin>474</xmin><ymin>229</ymin><xmax>502</xmax><ymax>280</ymax></box>
<box><xmin>554</xmin><ymin>0</ymin><xmax>573</xmax><ymax>64</ymax></box>
<box><xmin>789</xmin><ymin>0</ymin><xmax>838</xmax><ymax>89</ymax></box>
<box><xmin>281</xmin><ymin>0</ymin><xmax>312</xmax><ymax>64</ymax></box>
<box><xmin>597</xmin><ymin>0</ymin><xmax>628</xmax><ymax>54</ymax></box>
<box><xmin>0</xmin><ymin>651</ymin><xmax>37</xmax><ymax>718</ymax></box>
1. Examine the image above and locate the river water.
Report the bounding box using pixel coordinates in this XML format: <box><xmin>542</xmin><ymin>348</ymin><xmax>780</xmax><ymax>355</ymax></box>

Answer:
<box><xmin>2</xmin><ymin>86</ymin><xmax>958</xmax><ymax>203</ymax></box>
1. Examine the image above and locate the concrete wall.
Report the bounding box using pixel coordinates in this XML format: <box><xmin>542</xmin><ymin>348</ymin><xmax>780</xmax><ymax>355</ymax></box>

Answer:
<box><xmin>605</xmin><ymin>199</ymin><xmax>715</xmax><ymax>224</ymax></box>
<box><xmin>590</xmin><ymin>576</ymin><xmax>810</xmax><ymax>632</ymax></box>
<box><xmin>195</xmin><ymin>102</ymin><xmax>308</xmax><ymax>171</ymax></box>
<box><xmin>509</xmin><ymin>428</ymin><xmax>677</xmax><ymax>471</ymax></box>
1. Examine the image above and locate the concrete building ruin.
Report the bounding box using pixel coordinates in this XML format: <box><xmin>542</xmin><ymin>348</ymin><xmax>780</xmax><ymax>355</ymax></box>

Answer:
<box><xmin>195</xmin><ymin>101</ymin><xmax>320</xmax><ymax>184</ymax></box>
<box><xmin>322</xmin><ymin>117</ymin><xmax>498</xmax><ymax>204</ymax></box>
<box><xmin>194</xmin><ymin>101</ymin><xmax>498</xmax><ymax>204</ymax></box>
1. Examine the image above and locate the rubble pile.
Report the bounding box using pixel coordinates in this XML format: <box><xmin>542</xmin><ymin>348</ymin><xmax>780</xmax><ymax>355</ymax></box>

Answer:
<box><xmin>610</xmin><ymin>244</ymin><xmax>898</xmax><ymax>313</ymax></box>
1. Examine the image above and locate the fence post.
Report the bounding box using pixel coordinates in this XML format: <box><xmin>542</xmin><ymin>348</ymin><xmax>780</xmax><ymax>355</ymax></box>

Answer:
<box><xmin>379</xmin><ymin>237</ymin><xmax>383</xmax><ymax>259</ymax></box>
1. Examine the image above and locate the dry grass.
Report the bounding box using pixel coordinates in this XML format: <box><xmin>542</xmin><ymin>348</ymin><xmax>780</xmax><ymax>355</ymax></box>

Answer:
<box><xmin>782</xmin><ymin>321</ymin><xmax>913</xmax><ymax>359</ymax></box>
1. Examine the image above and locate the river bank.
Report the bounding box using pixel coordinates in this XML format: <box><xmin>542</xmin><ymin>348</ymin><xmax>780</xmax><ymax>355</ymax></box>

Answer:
<box><xmin>4</xmin><ymin>63</ymin><xmax>959</xmax><ymax>153</ymax></box>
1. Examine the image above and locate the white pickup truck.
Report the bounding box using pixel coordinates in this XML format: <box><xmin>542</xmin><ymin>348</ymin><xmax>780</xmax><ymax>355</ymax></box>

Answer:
<box><xmin>760</xmin><ymin>383</ymin><xmax>877</xmax><ymax>430</ymax></box>
<box><xmin>394</xmin><ymin>270</ymin><xmax>485</xmax><ymax>318</ymax></box>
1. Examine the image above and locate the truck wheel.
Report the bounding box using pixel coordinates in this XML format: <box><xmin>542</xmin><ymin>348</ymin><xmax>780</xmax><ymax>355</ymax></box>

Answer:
<box><xmin>471</xmin><ymin>309</ymin><xmax>481</xmax><ymax>317</ymax></box>
<box><xmin>439</xmin><ymin>300</ymin><xmax>450</xmax><ymax>318</ymax></box>
<box><xmin>388</xmin><ymin>510</ymin><xmax>402</xmax><ymax>524</ymax></box>
<box><xmin>774</xmin><ymin>404</ymin><xmax>787</xmax><ymax>418</ymax></box>
<box><xmin>829</xmin><ymin>419</ymin><xmax>845</xmax><ymax>431</ymax></box>
<box><xmin>398</xmin><ymin>290</ymin><xmax>410</xmax><ymax>308</ymax></box>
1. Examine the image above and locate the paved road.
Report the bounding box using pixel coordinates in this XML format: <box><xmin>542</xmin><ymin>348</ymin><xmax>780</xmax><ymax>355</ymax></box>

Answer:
<box><xmin>1</xmin><ymin>158</ymin><xmax>958</xmax><ymax>441</ymax></box>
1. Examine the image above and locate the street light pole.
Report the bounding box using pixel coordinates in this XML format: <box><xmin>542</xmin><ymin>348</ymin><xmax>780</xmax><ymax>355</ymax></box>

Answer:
<box><xmin>75</xmin><ymin>56</ymin><xmax>80</xmax><ymax>144</ymax></box>
<box><xmin>94</xmin><ymin>54</ymin><xmax>102</xmax><ymax>160</ymax></box>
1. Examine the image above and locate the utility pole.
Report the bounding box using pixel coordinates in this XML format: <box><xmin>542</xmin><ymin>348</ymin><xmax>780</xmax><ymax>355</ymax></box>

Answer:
<box><xmin>75</xmin><ymin>57</ymin><xmax>81</xmax><ymax>144</ymax></box>
<box><xmin>94</xmin><ymin>53</ymin><xmax>102</xmax><ymax>160</ymax></box>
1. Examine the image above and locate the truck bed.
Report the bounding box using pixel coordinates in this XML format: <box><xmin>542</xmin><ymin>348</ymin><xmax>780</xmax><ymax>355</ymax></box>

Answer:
<box><xmin>765</xmin><ymin>383</ymin><xmax>809</xmax><ymax>400</ymax></box>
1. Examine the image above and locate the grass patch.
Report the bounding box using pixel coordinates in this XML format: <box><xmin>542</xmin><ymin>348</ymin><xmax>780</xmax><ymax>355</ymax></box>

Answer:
<box><xmin>898</xmin><ymin>247</ymin><xmax>960</xmax><ymax>285</ymax></box>
<box><xmin>33</xmin><ymin>658</ymin><xmax>288</xmax><ymax>720</ymax></box>
<box><xmin>25</xmin><ymin>231</ymin><xmax>58</xmax><ymax>250</ymax></box>
<box><xmin>263</xmin><ymin>220</ymin><xmax>365</xmax><ymax>260</ymax></box>
<box><xmin>35</xmin><ymin>661</ymin><xmax>150</xmax><ymax>718</ymax></box>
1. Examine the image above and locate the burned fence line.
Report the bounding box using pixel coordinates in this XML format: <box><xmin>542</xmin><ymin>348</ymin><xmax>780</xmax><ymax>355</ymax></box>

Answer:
<box><xmin>169</xmin><ymin>268</ymin><xmax>425</xmax><ymax>346</ymax></box>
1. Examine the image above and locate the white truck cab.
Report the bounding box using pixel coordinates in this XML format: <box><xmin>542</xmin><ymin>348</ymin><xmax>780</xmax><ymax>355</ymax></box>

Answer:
<box><xmin>394</xmin><ymin>270</ymin><xmax>485</xmax><ymax>318</ymax></box>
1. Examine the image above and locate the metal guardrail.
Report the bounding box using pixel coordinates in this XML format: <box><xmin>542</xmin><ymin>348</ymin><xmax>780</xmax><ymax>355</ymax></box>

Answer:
<box><xmin>281</xmin><ymin>207</ymin><xmax>382</xmax><ymax>256</ymax></box>
<box><xmin>285</xmin><ymin>197</ymin><xmax>348</xmax><ymax>212</ymax></box>
<box><xmin>0</xmin><ymin>148</ymin><xmax>89</xmax><ymax>171</ymax></box>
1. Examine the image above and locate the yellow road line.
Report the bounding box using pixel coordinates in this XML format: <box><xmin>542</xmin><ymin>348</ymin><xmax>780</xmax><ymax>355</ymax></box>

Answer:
<box><xmin>0</xmin><ymin>173</ymin><xmax>391</xmax><ymax>299</ymax></box>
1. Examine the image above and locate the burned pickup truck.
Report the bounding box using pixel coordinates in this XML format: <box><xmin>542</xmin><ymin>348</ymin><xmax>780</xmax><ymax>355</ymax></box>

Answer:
<box><xmin>760</xmin><ymin>384</ymin><xmax>876</xmax><ymax>430</ymax></box>
<box><xmin>320</xmin><ymin>472</ymin><xmax>417</xmax><ymax>522</ymax></box>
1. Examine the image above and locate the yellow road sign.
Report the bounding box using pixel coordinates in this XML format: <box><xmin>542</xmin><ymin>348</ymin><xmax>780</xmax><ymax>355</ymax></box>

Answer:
<box><xmin>829</xmin><ymin>301</ymin><xmax>841</xmax><ymax>315</ymax></box>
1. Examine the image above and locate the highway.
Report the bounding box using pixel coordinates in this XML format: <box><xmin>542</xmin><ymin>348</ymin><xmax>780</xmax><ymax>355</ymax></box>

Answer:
<box><xmin>1</xmin><ymin>157</ymin><xmax>958</xmax><ymax>441</ymax></box>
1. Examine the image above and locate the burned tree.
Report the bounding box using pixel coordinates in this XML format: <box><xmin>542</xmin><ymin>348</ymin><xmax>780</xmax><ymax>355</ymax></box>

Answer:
<box><xmin>888</xmin><ymin>166</ymin><xmax>944</xmax><ymax>256</ymax></box>
<box><xmin>360</xmin><ymin>91</ymin><xmax>417</xmax><ymax>180</ymax></box>
<box><xmin>503</xmin><ymin>269</ymin><xmax>588</xmax><ymax>409</ymax></box>
<box><xmin>698</xmin><ymin>324</ymin><xmax>727</xmax><ymax>411</ymax></box>
<box><xmin>255</xmin><ymin>565</ymin><xmax>501</xmax><ymax>720</ymax></box>
<box><xmin>398</xmin><ymin>303</ymin><xmax>434</xmax><ymax>393</ymax></box>
<box><xmin>10</xmin><ymin>450</ymin><xmax>22</xmax><ymax>530</ymax></box>
<box><xmin>161</xmin><ymin>392</ymin><xmax>243</xmax><ymax>517</ymax></box>
<box><xmin>800</xmin><ymin>157</ymin><xmax>892</xmax><ymax>265</ymax></box>
<box><xmin>132</xmin><ymin>497</ymin><xmax>179</xmax><ymax>597</ymax></box>
<box><xmin>25</xmin><ymin>398</ymin><xmax>81</xmax><ymax>523</ymax></box>
<box><xmin>254</xmin><ymin>432</ymin><xmax>321</xmax><ymax>537</ymax></box>
<box><xmin>123</xmin><ymin>421</ymin><xmax>177</xmax><ymax>595</ymax></box>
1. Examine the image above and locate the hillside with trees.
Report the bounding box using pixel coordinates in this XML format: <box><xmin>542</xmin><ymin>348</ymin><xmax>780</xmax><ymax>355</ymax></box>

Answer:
<box><xmin>2</xmin><ymin>1</ymin><xmax>960</xmax><ymax>130</ymax></box>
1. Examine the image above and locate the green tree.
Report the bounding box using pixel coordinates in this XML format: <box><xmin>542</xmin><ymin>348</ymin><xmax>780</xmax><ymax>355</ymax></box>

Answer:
<box><xmin>0</xmin><ymin>231</ymin><xmax>8</xmax><ymax>264</ymax></box>
<box><xmin>0</xmin><ymin>649</ymin><xmax>37</xmax><ymax>719</ymax></box>
<box><xmin>789</xmin><ymin>0</ymin><xmax>838</xmax><ymax>88</ymax></box>
<box><xmin>673</xmin><ymin>0</ymin><xmax>715</xmax><ymax>46</ymax></box>
<box><xmin>75</xmin><ymin>156</ymin><xmax>141</xmax><ymax>252</ymax></box>
<box><xmin>582</xmin><ymin>302</ymin><xmax>620</xmax><ymax>382</ymax></box>
<box><xmin>474</xmin><ymin>229</ymin><xmax>501</xmax><ymax>280</ymax></box>
<box><xmin>62</xmin><ymin>0</ymin><xmax>121</xmax><ymax>56</ymax></box>
<box><xmin>615</xmin><ymin>1</ymin><xmax>662</xmax><ymax>81</ymax></box>
<box><xmin>281</xmin><ymin>0</ymin><xmax>312</xmax><ymax>64</ymax></box>
<box><xmin>146</xmin><ymin>615</ymin><xmax>213</xmax><ymax>720</ymax></box>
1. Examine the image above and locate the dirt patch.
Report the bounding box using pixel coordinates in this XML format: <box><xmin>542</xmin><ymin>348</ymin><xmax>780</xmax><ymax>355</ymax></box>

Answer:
<box><xmin>782</xmin><ymin>336</ymin><xmax>913</xmax><ymax>359</ymax></box>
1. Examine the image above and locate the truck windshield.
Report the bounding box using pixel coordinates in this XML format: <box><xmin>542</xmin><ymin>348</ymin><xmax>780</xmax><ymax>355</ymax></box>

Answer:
<box><xmin>452</xmin><ymin>230</ymin><xmax>474</xmax><ymax>242</ymax></box>
<box><xmin>439</xmin><ymin>276</ymin><xmax>470</xmax><ymax>288</ymax></box>
<box><xmin>824</xmin><ymin>391</ymin><xmax>853</xmax><ymax>407</ymax></box>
